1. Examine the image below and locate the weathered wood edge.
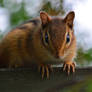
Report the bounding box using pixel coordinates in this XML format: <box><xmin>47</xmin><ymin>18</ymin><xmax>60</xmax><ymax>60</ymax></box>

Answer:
<box><xmin>0</xmin><ymin>67</ymin><xmax>92</xmax><ymax>92</ymax></box>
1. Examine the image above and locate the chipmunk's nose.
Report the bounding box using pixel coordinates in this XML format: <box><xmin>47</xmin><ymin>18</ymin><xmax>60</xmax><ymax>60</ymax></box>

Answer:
<box><xmin>55</xmin><ymin>52</ymin><xmax>62</xmax><ymax>59</ymax></box>
<box><xmin>55</xmin><ymin>53</ymin><xmax>64</xmax><ymax>59</ymax></box>
<box><xmin>54</xmin><ymin>46</ymin><xmax>65</xmax><ymax>58</ymax></box>
<box><xmin>55</xmin><ymin>50</ymin><xmax>64</xmax><ymax>59</ymax></box>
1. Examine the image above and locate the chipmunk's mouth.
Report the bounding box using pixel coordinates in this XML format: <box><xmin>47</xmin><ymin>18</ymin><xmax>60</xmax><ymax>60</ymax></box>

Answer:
<box><xmin>55</xmin><ymin>54</ymin><xmax>59</xmax><ymax>59</ymax></box>
<box><xmin>55</xmin><ymin>55</ymin><xmax>65</xmax><ymax>60</ymax></box>
<box><xmin>59</xmin><ymin>56</ymin><xmax>65</xmax><ymax>60</ymax></box>
<box><xmin>54</xmin><ymin>54</ymin><xmax>65</xmax><ymax>62</ymax></box>
<box><xmin>55</xmin><ymin>53</ymin><xmax>64</xmax><ymax>59</ymax></box>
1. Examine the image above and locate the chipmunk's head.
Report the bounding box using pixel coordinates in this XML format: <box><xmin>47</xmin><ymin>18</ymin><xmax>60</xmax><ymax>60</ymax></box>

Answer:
<box><xmin>40</xmin><ymin>11</ymin><xmax>75</xmax><ymax>59</ymax></box>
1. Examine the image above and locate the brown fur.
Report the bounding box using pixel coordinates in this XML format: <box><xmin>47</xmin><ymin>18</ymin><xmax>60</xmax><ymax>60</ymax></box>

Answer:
<box><xmin>0</xmin><ymin>11</ymin><xmax>76</xmax><ymax>68</ymax></box>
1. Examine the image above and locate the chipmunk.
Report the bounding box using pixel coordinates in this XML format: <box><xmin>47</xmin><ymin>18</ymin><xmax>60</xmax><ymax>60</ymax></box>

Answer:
<box><xmin>0</xmin><ymin>11</ymin><xmax>76</xmax><ymax>78</ymax></box>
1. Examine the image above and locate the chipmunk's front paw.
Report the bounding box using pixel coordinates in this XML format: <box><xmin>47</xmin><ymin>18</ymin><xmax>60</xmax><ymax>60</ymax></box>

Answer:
<box><xmin>38</xmin><ymin>64</ymin><xmax>53</xmax><ymax>79</ymax></box>
<box><xmin>63</xmin><ymin>61</ymin><xmax>75</xmax><ymax>75</ymax></box>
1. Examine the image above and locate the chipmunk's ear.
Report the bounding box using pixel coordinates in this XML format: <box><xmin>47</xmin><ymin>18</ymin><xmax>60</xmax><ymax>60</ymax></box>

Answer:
<box><xmin>64</xmin><ymin>11</ymin><xmax>75</xmax><ymax>29</ymax></box>
<box><xmin>40</xmin><ymin>11</ymin><xmax>51</xmax><ymax>26</ymax></box>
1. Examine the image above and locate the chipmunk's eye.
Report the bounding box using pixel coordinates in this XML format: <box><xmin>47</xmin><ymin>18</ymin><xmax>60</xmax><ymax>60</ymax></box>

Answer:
<box><xmin>45</xmin><ymin>32</ymin><xmax>49</xmax><ymax>44</ymax></box>
<box><xmin>66</xmin><ymin>33</ymin><xmax>70</xmax><ymax>44</ymax></box>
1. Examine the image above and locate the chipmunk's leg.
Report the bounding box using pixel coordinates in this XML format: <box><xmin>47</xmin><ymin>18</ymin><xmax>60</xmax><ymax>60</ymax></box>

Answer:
<box><xmin>63</xmin><ymin>61</ymin><xmax>75</xmax><ymax>75</ymax></box>
<box><xmin>38</xmin><ymin>64</ymin><xmax>52</xmax><ymax>79</ymax></box>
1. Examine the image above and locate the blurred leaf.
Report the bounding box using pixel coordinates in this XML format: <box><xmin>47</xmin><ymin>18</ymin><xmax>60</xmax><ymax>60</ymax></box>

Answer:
<box><xmin>75</xmin><ymin>48</ymin><xmax>92</xmax><ymax>65</ymax></box>
<box><xmin>41</xmin><ymin>1</ymin><xmax>64</xmax><ymax>16</ymax></box>
<box><xmin>10</xmin><ymin>2</ymin><xmax>30</xmax><ymax>28</ymax></box>
<box><xmin>0</xmin><ymin>0</ymin><xmax>4</xmax><ymax>7</ymax></box>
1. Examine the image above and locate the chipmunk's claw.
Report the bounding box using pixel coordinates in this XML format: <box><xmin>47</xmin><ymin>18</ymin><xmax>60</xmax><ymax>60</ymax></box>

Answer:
<box><xmin>38</xmin><ymin>64</ymin><xmax>53</xmax><ymax>79</ymax></box>
<box><xmin>63</xmin><ymin>61</ymin><xmax>75</xmax><ymax>75</ymax></box>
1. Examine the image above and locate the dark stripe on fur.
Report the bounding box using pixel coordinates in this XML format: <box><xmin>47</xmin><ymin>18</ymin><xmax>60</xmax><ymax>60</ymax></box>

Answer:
<box><xmin>18</xmin><ymin>26</ymin><xmax>28</xmax><ymax>30</ymax></box>
<box><xmin>25</xmin><ymin>30</ymin><xmax>34</xmax><ymax>53</ymax></box>
<box><xmin>28</xmin><ymin>19</ymin><xmax>40</xmax><ymax>25</ymax></box>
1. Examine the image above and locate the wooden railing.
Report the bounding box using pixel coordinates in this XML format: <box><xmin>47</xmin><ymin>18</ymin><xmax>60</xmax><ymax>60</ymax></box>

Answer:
<box><xmin>0</xmin><ymin>67</ymin><xmax>92</xmax><ymax>92</ymax></box>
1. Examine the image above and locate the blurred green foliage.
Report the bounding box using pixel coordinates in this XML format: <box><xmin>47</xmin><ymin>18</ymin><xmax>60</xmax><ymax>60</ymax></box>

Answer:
<box><xmin>75</xmin><ymin>48</ymin><xmax>92</xmax><ymax>66</ymax></box>
<box><xmin>10</xmin><ymin>3</ymin><xmax>30</xmax><ymax>28</ymax></box>
<box><xmin>41</xmin><ymin>0</ymin><xmax>64</xmax><ymax>15</ymax></box>
<box><xmin>0</xmin><ymin>0</ymin><xmax>3</xmax><ymax>6</ymax></box>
